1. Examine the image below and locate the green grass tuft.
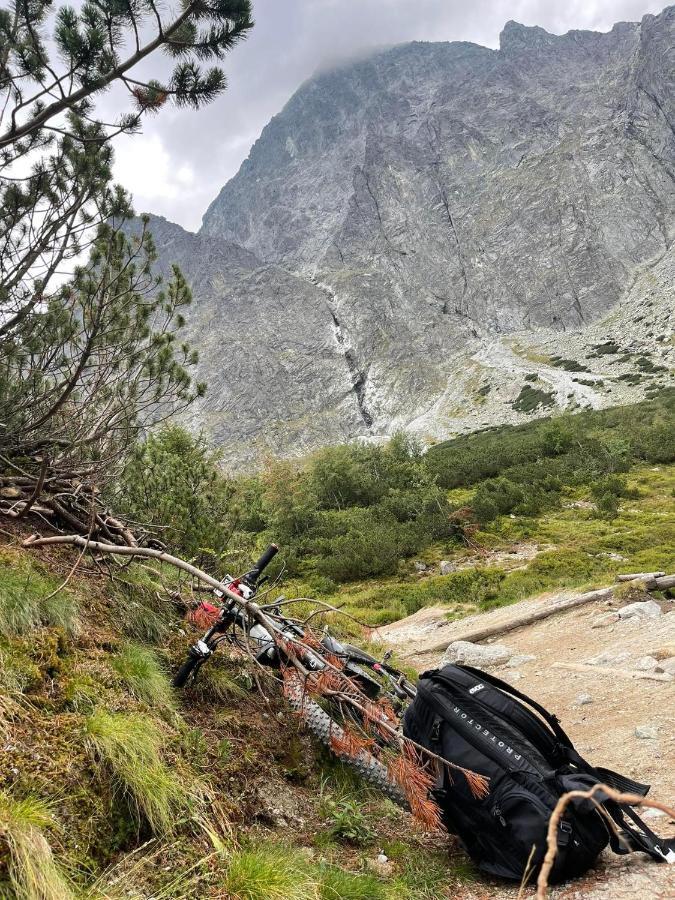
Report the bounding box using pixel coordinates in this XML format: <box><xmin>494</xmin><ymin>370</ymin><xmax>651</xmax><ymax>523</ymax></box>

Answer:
<box><xmin>0</xmin><ymin>791</ymin><xmax>74</xmax><ymax>900</ymax></box>
<box><xmin>319</xmin><ymin>867</ymin><xmax>385</xmax><ymax>899</ymax></box>
<box><xmin>111</xmin><ymin>642</ymin><xmax>175</xmax><ymax>712</ymax></box>
<box><xmin>221</xmin><ymin>845</ymin><xmax>319</xmax><ymax>900</ymax></box>
<box><xmin>0</xmin><ymin>552</ymin><xmax>79</xmax><ymax>637</ymax></box>
<box><xmin>85</xmin><ymin>710</ymin><xmax>193</xmax><ymax>836</ymax></box>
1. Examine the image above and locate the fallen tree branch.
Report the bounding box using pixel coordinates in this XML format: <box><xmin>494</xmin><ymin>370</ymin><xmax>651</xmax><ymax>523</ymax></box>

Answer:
<box><xmin>537</xmin><ymin>784</ymin><xmax>675</xmax><ymax>898</ymax></box>
<box><xmin>411</xmin><ymin>571</ymin><xmax>675</xmax><ymax>655</ymax></box>
<box><xmin>616</xmin><ymin>571</ymin><xmax>665</xmax><ymax>582</ymax></box>
<box><xmin>411</xmin><ymin>587</ymin><xmax>614</xmax><ymax>655</ymax></box>
<box><xmin>23</xmin><ymin>532</ymin><xmax>488</xmax><ymax>821</ymax></box>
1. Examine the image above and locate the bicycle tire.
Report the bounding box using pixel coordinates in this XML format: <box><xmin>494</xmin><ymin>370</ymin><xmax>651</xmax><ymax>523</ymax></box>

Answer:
<box><xmin>172</xmin><ymin>655</ymin><xmax>201</xmax><ymax>688</ymax></box>
<box><xmin>285</xmin><ymin>680</ymin><xmax>409</xmax><ymax>809</ymax></box>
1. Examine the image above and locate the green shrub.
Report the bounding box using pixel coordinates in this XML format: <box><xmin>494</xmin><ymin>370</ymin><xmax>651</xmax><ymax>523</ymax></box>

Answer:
<box><xmin>321</xmin><ymin>797</ymin><xmax>374</xmax><ymax>846</ymax></box>
<box><xmin>512</xmin><ymin>384</ymin><xmax>555</xmax><ymax>412</ymax></box>
<box><xmin>116</xmin><ymin>425</ymin><xmax>237</xmax><ymax>562</ymax></box>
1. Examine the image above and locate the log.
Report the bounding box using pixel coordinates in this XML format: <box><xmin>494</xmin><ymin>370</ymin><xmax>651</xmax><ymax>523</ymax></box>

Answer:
<box><xmin>551</xmin><ymin>662</ymin><xmax>672</xmax><ymax>683</ymax></box>
<box><xmin>651</xmin><ymin>574</ymin><xmax>675</xmax><ymax>591</ymax></box>
<box><xmin>409</xmin><ymin>587</ymin><xmax>614</xmax><ymax>655</ymax></box>
<box><xmin>616</xmin><ymin>572</ymin><xmax>665</xmax><ymax>582</ymax></box>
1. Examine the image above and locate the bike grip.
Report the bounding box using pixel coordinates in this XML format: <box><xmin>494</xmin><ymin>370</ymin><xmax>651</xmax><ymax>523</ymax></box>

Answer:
<box><xmin>252</xmin><ymin>543</ymin><xmax>279</xmax><ymax>575</ymax></box>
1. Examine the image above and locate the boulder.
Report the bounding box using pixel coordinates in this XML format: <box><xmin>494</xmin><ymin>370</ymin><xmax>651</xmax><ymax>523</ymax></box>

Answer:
<box><xmin>441</xmin><ymin>640</ymin><xmax>512</xmax><ymax>668</ymax></box>
<box><xmin>617</xmin><ymin>600</ymin><xmax>662</xmax><ymax>620</ymax></box>
<box><xmin>633</xmin><ymin>656</ymin><xmax>660</xmax><ymax>672</ymax></box>
<box><xmin>439</xmin><ymin>560</ymin><xmax>454</xmax><ymax>576</ymax></box>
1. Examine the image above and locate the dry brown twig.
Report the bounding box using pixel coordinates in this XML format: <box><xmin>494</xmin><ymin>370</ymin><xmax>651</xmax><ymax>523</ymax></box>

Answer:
<box><xmin>537</xmin><ymin>784</ymin><xmax>675</xmax><ymax>899</ymax></box>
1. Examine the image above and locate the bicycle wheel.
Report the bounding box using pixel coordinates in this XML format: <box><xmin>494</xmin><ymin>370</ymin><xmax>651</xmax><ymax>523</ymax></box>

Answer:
<box><xmin>172</xmin><ymin>655</ymin><xmax>202</xmax><ymax>688</ymax></box>
<box><xmin>284</xmin><ymin>677</ymin><xmax>408</xmax><ymax>809</ymax></box>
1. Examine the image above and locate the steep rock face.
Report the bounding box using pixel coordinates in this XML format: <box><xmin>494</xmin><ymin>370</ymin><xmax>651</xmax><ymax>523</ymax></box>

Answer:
<box><xmin>139</xmin><ymin>216</ymin><xmax>370</xmax><ymax>465</ymax></box>
<box><xmin>148</xmin><ymin>7</ymin><xmax>675</xmax><ymax>465</ymax></box>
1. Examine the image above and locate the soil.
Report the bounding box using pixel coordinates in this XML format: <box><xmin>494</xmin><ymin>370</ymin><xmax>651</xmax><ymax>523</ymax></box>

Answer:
<box><xmin>378</xmin><ymin>588</ymin><xmax>675</xmax><ymax>899</ymax></box>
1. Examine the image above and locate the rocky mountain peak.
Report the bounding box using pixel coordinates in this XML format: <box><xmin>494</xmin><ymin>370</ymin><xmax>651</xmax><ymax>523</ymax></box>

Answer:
<box><xmin>143</xmin><ymin>6</ymin><xmax>675</xmax><ymax>468</ymax></box>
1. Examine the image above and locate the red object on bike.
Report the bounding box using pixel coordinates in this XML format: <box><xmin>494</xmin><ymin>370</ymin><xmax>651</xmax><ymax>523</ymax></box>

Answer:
<box><xmin>188</xmin><ymin>601</ymin><xmax>220</xmax><ymax>628</ymax></box>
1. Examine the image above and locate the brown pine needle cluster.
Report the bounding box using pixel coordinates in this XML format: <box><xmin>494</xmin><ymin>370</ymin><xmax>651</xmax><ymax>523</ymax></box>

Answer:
<box><xmin>386</xmin><ymin>745</ymin><xmax>443</xmax><ymax>831</ymax></box>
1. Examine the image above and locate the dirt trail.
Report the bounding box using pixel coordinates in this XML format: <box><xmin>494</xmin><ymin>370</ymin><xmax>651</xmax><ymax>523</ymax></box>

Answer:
<box><xmin>378</xmin><ymin>590</ymin><xmax>675</xmax><ymax>899</ymax></box>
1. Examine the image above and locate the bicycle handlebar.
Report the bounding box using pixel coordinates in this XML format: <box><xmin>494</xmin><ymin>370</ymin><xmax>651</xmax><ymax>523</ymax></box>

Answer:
<box><xmin>246</xmin><ymin>543</ymin><xmax>279</xmax><ymax>581</ymax></box>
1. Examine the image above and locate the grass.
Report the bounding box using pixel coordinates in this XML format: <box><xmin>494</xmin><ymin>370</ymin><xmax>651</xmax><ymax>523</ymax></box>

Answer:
<box><xmin>0</xmin><ymin>791</ymin><xmax>74</xmax><ymax>900</ymax></box>
<box><xmin>320</xmin><ymin>867</ymin><xmax>386</xmax><ymax>899</ymax></box>
<box><xmin>111</xmin><ymin>642</ymin><xmax>175</xmax><ymax>712</ymax></box>
<box><xmin>220</xmin><ymin>845</ymin><xmax>319</xmax><ymax>900</ymax></box>
<box><xmin>0</xmin><ymin>551</ymin><xmax>79</xmax><ymax>637</ymax></box>
<box><xmin>85</xmin><ymin>710</ymin><xmax>194</xmax><ymax>836</ymax></box>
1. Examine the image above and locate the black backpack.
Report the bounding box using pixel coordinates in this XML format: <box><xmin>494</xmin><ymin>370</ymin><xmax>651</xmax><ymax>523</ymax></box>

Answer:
<box><xmin>403</xmin><ymin>664</ymin><xmax>675</xmax><ymax>883</ymax></box>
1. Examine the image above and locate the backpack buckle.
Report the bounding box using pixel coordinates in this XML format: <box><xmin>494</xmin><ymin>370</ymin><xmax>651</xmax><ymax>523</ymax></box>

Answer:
<box><xmin>558</xmin><ymin>820</ymin><xmax>573</xmax><ymax>846</ymax></box>
<box><xmin>653</xmin><ymin>845</ymin><xmax>675</xmax><ymax>864</ymax></box>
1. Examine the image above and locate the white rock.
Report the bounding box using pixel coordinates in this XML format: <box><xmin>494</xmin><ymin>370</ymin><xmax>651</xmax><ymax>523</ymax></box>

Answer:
<box><xmin>506</xmin><ymin>654</ymin><xmax>536</xmax><ymax>667</ymax></box>
<box><xmin>441</xmin><ymin>640</ymin><xmax>512</xmax><ymax>668</ymax></box>
<box><xmin>591</xmin><ymin>612</ymin><xmax>619</xmax><ymax>628</ymax></box>
<box><xmin>576</xmin><ymin>693</ymin><xmax>593</xmax><ymax>705</ymax></box>
<box><xmin>617</xmin><ymin>600</ymin><xmax>662</xmax><ymax>620</ymax></box>
<box><xmin>633</xmin><ymin>656</ymin><xmax>659</xmax><ymax>672</ymax></box>
<box><xmin>635</xmin><ymin>725</ymin><xmax>658</xmax><ymax>740</ymax></box>
<box><xmin>660</xmin><ymin>657</ymin><xmax>675</xmax><ymax>676</ymax></box>
<box><xmin>439</xmin><ymin>560</ymin><xmax>454</xmax><ymax>575</ymax></box>
<box><xmin>587</xmin><ymin>651</ymin><xmax>631</xmax><ymax>666</ymax></box>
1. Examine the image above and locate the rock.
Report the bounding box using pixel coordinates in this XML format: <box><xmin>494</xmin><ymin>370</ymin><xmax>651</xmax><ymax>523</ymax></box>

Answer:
<box><xmin>591</xmin><ymin>612</ymin><xmax>619</xmax><ymax>628</ymax></box>
<box><xmin>617</xmin><ymin>600</ymin><xmax>662</xmax><ymax>621</ymax></box>
<box><xmin>439</xmin><ymin>560</ymin><xmax>454</xmax><ymax>576</ymax></box>
<box><xmin>441</xmin><ymin>640</ymin><xmax>512</xmax><ymax>668</ymax></box>
<box><xmin>506</xmin><ymin>654</ymin><xmax>536</xmax><ymax>667</ymax></box>
<box><xmin>659</xmin><ymin>657</ymin><xmax>675</xmax><ymax>676</ymax></box>
<box><xmin>641</xmin><ymin>808</ymin><xmax>666</xmax><ymax>821</ymax></box>
<box><xmin>635</xmin><ymin>726</ymin><xmax>658</xmax><ymax>740</ymax></box>
<box><xmin>413</xmin><ymin>560</ymin><xmax>428</xmax><ymax>573</ymax></box>
<box><xmin>366</xmin><ymin>856</ymin><xmax>393</xmax><ymax>877</ymax></box>
<box><xmin>575</xmin><ymin>693</ymin><xmax>593</xmax><ymax>706</ymax></box>
<box><xmin>632</xmin><ymin>656</ymin><xmax>659</xmax><ymax>672</ymax></box>
<box><xmin>587</xmin><ymin>651</ymin><xmax>631</xmax><ymax>666</ymax></box>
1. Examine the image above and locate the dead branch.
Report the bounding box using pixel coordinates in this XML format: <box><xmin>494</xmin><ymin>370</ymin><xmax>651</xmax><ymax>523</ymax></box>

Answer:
<box><xmin>537</xmin><ymin>784</ymin><xmax>675</xmax><ymax>898</ymax></box>
<box><xmin>24</xmin><ymin>532</ymin><xmax>489</xmax><ymax>828</ymax></box>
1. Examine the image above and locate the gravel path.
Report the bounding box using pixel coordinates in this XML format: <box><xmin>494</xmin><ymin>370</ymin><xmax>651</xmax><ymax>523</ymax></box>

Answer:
<box><xmin>379</xmin><ymin>589</ymin><xmax>675</xmax><ymax>899</ymax></box>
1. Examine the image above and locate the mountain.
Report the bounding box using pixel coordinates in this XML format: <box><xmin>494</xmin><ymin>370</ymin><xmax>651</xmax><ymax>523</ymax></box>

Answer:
<box><xmin>141</xmin><ymin>6</ymin><xmax>675</xmax><ymax>467</ymax></box>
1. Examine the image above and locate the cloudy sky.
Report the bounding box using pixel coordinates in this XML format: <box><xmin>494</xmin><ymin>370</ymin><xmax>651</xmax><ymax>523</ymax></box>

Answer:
<box><xmin>112</xmin><ymin>0</ymin><xmax>667</xmax><ymax>232</ymax></box>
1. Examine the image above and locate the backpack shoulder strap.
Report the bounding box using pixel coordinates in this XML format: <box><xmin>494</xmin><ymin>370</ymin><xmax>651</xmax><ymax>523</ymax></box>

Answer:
<box><xmin>605</xmin><ymin>801</ymin><xmax>675</xmax><ymax>864</ymax></box>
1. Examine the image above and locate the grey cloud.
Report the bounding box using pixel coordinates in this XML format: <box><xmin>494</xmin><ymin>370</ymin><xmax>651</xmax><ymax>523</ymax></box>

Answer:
<box><xmin>114</xmin><ymin>0</ymin><xmax>667</xmax><ymax>229</ymax></box>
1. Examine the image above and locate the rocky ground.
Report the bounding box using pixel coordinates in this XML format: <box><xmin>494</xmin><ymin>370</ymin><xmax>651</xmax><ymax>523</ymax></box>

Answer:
<box><xmin>379</xmin><ymin>584</ymin><xmax>675</xmax><ymax>898</ymax></box>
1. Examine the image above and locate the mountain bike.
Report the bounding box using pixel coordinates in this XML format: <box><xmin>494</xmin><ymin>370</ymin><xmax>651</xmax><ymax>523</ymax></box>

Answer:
<box><xmin>172</xmin><ymin>544</ymin><xmax>417</xmax><ymax>805</ymax></box>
